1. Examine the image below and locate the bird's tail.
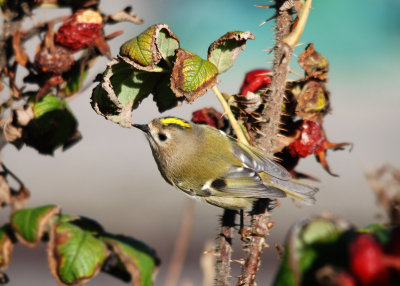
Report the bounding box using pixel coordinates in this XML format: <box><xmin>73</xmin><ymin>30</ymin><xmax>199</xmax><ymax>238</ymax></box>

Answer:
<box><xmin>262</xmin><ymin>174</ymin><xmax>318</xmax><ymax>205</ymax></box>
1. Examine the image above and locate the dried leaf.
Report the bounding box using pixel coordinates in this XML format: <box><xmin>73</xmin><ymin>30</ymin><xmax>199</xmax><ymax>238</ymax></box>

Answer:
<box><xmin>91</xmin><ymin>59</ymin><xmax>161</xmax><ymax>127</ymax></box>
<box><xmin>0</xmin><ymin>226</ymin><xmax>13</xmax><ymax>269</ymax></box>
<box><xmin>294</xmin><ymin>80</ymin><xmax>330</xmax><ymax>121</ymax></box>
<box><xmin>108</xmin><ymin>6</ymin><xmax>144</xmax><ymax>24</ymax></box>
<box><xmin>298</xmin><ymin>43</ymin><xmax>329</xmax><ymax>81</ymax></box>
<box><xmin>11</xmin><ymin>205</ymin><xmax>60</xmax><ymax>247</ymax></box>
<box><xmin>119</xmin><ymin>24</ymin><xmax>179</xmax><ymax>72</ymax></box>
<box><xmin>102</xmin><ymin>234</ymin><xmax>159</xmax><ymax>286</ymax></box>
<box><xmin>208</xmin><ymin>31</ymin><xmax>255</xmax><ymax>74</ymax></box>
<box><xmin>48</xmin><ymin>222</ymin><xmax>108</xmax><ymax>285</ymax></box>
<box><xmin>9</xmin><ymin>187</ymin><xmax>30</xmax><ymax>211</ymax></box>
<box><xmin>171</xmin><ymin>49</ymin><xmax>218</xmax><ymax>103</ymax></box>
<box><xmin>12</xmin><ymin>31</ymin><xmax>28</xmax><ymax>66</ymax></box>
<box><xmin>0</xmin><ymin>176</ymin><xmax>11</xmax><ymax>209</ymax></box>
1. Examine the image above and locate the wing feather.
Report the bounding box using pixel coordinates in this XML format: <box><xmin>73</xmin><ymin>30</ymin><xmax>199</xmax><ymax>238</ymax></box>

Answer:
<box><xmin>231</xmin><ymin>139</ymin><xmax>291</xmax><ymax>180</ymax></box>
<box><xmin>208</xmin><ymin>166</ymin><xmax>286</xmax><ymax>198</ymax></box>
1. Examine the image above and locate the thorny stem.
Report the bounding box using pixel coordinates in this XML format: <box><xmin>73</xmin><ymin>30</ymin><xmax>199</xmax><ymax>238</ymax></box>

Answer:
<box><xmin>215</xmin><ymin>209</ymin><xmax>236</xmax><ymax>286</ymax></box>
<box><xmin>212</xmin><ymin>85</ymin><xmax>248</xmax><ymax>144</ymax></box>
<box><xmin>237</xmin><ymin>1</ymin><xmax>312</xmax><ymax>285</ymax></box>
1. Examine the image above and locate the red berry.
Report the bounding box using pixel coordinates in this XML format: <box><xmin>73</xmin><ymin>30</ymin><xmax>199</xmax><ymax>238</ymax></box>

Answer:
<box><xmin>349</xmin><ymin>234</ymin><xmax>390</xmax><ymax>286</ymax></box>
<box><xmin>287</xmin><ymin>120</ymin><xmax>324</xmax><ymax>158</ymax></box>
<box><xmin>192</xmin><ymin>108</ymin><xmax>224</xmax><ymax>129</ymax></box>
<box><xmin>240</xmin><ymin>69</ymin><xmax>271</xmax><ymax>96</ymax></box>
<box><xmin>55</xmin><ymin>9</ymin><xmax>103</xmax><ymax>51</ymax></box>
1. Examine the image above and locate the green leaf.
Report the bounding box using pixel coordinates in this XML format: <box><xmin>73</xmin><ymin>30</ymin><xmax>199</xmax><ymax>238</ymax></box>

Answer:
<box><xmin>63</xmin><ymin>59</ymin><xmax>89</xmax><ymax>97</ymax></box>
<box><xmin>120</xmin><ymin>25</ymin><xmax>156</xmax><ymax>67</ymax></box>
<box><xmin>102</xmin><ymin>234</ymin><xmax>159</xmax><ymax>286</ymax></box>
<box><xmin>49</xmin><ymin>222</ymin><xmax>108</xmax><ymax>285</ymax></box>
<box><xmin>157</xmin><ymin>27</ymin><xmax>179</xmax><ymax>64</ymax></box>
<box><xmin>171</xmin><ymin>49</ymin><xmax>218</xmax><ymax>103</ymax></box>
<box><xmin>152</xmin><ymin>75</ymin><xmax>182</xmax><ymax>112</ymax></box>
<box><xmin>119</xmin><ymin>24</ymin><xmax>178</xmax><ymax>72</ymax></box>
<box><xmin>33</xmin><ymin>95</ymin><xmax>64</xmax><ymax>118</ymax></box>
<box><xmin>91</xmin><ymin>59</ymin><xmax>161</xmax><ymax>127</ymax></box>
<box><xmin>208</xmin><ymin>31</ymin><xmax>255</xmax><ymax>74</ymax></box>
<box><xmin>11</xmin><ymin>205</ymin><xmax>60</xmax><ymax>246</ymax></box>
<box><xmin>0</xmin><ymin>225</ymin><xmax>13</xmax><ymax>269</ymax></box>
<box><xmin>27</xmin><ymin>95</ymin><xmax>80</xmax><ymax>155</ymax></box>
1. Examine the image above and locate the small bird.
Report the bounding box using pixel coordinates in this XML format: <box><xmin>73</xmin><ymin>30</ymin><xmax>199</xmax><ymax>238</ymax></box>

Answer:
<box><xmin>133</xmin><ymin>117</ymin><xmax>317</xmax><ymax>211</ymax></box>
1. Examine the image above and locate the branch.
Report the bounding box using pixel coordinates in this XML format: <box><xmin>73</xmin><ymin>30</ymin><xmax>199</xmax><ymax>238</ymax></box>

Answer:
<box><xmin>212</xmin><ymin>85</ymin><xmax>248</xmax><ymax>144</ymax></box>
<box><xmin>238</xmin><ymin>1</ymin><xmax>312</xmax><ymax>284</ymax></box>
<box><xmin>215</xmin><ymin>210</ymin><xmax>236</xmax><ymax>286</ymax></box>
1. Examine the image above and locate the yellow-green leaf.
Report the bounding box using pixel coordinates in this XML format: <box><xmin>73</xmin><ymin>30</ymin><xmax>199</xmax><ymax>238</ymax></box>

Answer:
<box><xmin>171</xmin><ymin>49</ymin><xmax>218</xmax><ymax>103</ymax></box>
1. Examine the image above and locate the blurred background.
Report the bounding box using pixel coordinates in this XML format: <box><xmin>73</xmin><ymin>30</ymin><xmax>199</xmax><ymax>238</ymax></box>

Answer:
<box><xmin>1</xmin><ymin>0</ymin><xmax>400</xmax><ymax>285</ymax></box>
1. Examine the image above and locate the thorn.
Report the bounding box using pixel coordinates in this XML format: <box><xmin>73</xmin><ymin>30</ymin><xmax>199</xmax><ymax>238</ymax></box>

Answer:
<box><xmin>232</xmin><ymin>259</ymin><xmax>245</xmax><ymax>265</ymax></box>
<box><xmin>254</xmin><ymin>4</ymin><xmax>272</xmax><ymax>9</ymax></box>
<box><xmin>203</xmin><ymin>250</ymin><xmax>218</xmax><ymax>256</ymax></box>
<box><xmin>267</xmin><ymin>222</ymin><xmax>275</xmax><ymax>229</ymax></box>
<box><xmin>296</xmin><ymin>42</ymin><xmax>306</xmax><ymax>47</ymax></box>
<box><xmin>292</xmin><ymin>53</ymin><xmax>298</xmax><ymax>58</ymax></box>
<box><xmin>289</xmin><ymin>69</ymin><xmax>303</xmax><ymax>78</ymax></box>
<box><xmin>275</xmin><ymin>243</ymin><xmax>284</xmax><ymax>258</ymax></box>
<box><xmin>263</xmin><ymin>242</ymin><xmax>270</xmax><ymax>248</ymax></box>
<box><xmin>277</xmin><ymin>127</ymin><xmax>288</xmax><ymax>132</ymax></box>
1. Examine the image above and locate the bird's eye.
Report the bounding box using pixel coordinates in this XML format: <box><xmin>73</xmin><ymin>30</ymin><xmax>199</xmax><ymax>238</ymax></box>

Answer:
<box><xmin>158</xmin><ymin>133</ymin><xmax>167</xmax><ymax>141</ymax></box>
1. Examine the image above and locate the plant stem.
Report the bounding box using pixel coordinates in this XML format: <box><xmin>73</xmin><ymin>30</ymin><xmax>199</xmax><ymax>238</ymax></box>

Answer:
<box><xmin>212</xmin><ymin>85</ymin><xmax>248</xmax><ymax>144</ymax></box>
<box><xmin>238</xmin><ymin>1</ymin><xmax>313</xmax><ymax>284</ymax></box>
<box><xmin>282</xmin><ymin>0</ymin><xmax>313</xmax><ymax>48</ymax></box>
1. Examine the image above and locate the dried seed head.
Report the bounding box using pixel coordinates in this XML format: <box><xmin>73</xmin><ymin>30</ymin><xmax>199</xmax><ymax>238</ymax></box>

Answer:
<box><xmin>34</xmin><ymin>45</ymin><xmax>75</xmax><ymax>75</ymax></box>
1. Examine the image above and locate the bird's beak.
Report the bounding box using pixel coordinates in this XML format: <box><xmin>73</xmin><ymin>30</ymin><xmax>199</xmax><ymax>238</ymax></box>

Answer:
<box><xmin>132</xmin><ymin>124</ymin><xmax>150</xmax><ymax>133</ymax></box>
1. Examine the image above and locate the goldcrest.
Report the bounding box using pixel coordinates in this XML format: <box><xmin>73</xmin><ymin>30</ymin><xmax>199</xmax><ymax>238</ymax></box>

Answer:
<box><xmin>133</xmin><ymin>117</ymin><xmax>317</xmax><ymax>210</ymax></box>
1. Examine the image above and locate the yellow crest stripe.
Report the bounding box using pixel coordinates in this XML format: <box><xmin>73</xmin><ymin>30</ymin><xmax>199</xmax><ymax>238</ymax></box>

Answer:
<box><xmin>160</xmin><ymin>117</ymin><xmax>191</xmax><ymax>128</ymax></box>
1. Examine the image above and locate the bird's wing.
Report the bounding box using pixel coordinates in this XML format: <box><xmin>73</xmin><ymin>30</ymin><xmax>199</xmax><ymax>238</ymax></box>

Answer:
<box><xmin>231</xmin><ymin>139</ymin><xmax>291</xmax><ymax>180</ymax></box>
<box><xmin>205</xmin><ymin>166</ymin><xmax>286</xmax><ymax>198</ymax></box>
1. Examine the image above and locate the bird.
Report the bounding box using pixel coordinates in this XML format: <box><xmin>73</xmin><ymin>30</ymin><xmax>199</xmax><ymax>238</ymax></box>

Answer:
<box><xmin>133</xmin><ymin>117</ymin><xmax>317</xmax><ymax>211</ymax></box>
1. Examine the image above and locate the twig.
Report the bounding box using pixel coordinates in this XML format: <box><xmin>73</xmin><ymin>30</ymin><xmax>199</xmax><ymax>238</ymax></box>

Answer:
<box><xmin>164</xmin><ymin>199</ymin><xmax>195</xmax><ymax>286</ymax></box>
<box><xmin>282</xmin><ymin>0</ymin><xmax>313</xmax><ymax>48</ymax></box>
<box><xmin>212</xmin><ymin>85</ymin><xmax>248</xmax><ymax>144</ymax></box>
<box><xmin>21</xmin><ymin>15</ymin><xmax>68</xmax><ymax>43</ymax></box>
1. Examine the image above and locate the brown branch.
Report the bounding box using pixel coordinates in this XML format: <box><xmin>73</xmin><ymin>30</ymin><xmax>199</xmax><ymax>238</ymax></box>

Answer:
<box><xmin>215</xmin><ymin>209</ymin><xmax>236</xmax><ymax>285</ymax></box>
<box><xmin>21</xmin><ymin>15</ymin><xmax>68</xmax><ymax>43</ymax></box>
<box><xmin>237</xmin><ymin>0</ymin><xmax>312</xmax><ymax>284</ymax></box>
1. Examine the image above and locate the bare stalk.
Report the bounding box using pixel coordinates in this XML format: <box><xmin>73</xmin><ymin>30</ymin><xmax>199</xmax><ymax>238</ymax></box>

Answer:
<box><xmin>212</xmin><ymin>85</ymin><xmax>248</xmax><ymax>144</ymax></box>
<box><xmin>164</xmin><ymin>199</ymin><xmax>195</xmax><ymax>286</ymax></box>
